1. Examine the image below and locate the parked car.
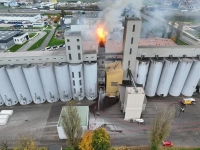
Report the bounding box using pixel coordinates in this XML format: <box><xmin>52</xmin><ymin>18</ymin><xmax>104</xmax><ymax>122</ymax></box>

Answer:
<box><xmin>57</xmin><ymin>44</ymin><xmax>63</xmax><ymax>48</ymax></box>
<box><xmin>45</xmin><ymin>46</ymin><xmax>52</xmax><ymax>51</ymax></box>
<box><xmin>163</xmin><ymin>141</ymin><xmax>173</xmax><ymax>147</ymax></box>
<box><xmin>52</xmin><ymin>46</ymin><xmax>58</xmax><ymax>50</ymax></box>
<box><xmin>129</xmin><ymin>118</ymin><xmax>145</xmax><ymax>124</ymax></box>
<box><xmin>181</xmin><ymin>98</ymin><xmax>196</xmax><ymax>105</ymax></box>
<box><xmin>63</xmin><ymin>45</ymin><xmax>66</xmax><ymax>48</ymax></box>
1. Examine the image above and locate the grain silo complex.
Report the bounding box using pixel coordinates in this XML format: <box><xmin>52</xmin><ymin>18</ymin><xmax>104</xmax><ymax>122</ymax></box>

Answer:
<box><xmin>0</xmin><ymin>15</ymin><xmax>199</xmax><ymax>118</ymax></box>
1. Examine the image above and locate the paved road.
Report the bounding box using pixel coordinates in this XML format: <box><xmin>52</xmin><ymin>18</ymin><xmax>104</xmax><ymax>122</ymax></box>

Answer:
<box><xmin>0</xmin><ymin>9</ymin><xmax>98</xmax><ymax>14</ymax></box>
<box><xmin>180</xmin><ymin>35</ymin><xmax>200</xmax><ymax>45</ymax></box>
<box><xmin>17</xmin><ymin>31</ymin><xmax>46</xmax><ymax>52</ymax></box>
<box><xmin>34</xmin><ymin>27</ymin><xmax>55</xmax><ymax>51</ymax></box>
<box><xmin>1</xmin><ymin>94</ymin><xmax>200</xmax><ymax>147</ymax></box>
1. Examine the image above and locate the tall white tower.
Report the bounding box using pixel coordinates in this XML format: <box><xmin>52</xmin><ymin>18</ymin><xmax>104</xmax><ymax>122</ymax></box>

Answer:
<box><xmin>122</xmin><ymin>17</ymin><xmax>142</xmax><ymax>80</ymax></box>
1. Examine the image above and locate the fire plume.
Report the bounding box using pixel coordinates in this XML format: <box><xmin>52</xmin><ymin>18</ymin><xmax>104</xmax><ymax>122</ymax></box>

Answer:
<box><xmin>97</xmin><ymin>26</ymin><xmax>108</xmax><ymax>44</ymax></box>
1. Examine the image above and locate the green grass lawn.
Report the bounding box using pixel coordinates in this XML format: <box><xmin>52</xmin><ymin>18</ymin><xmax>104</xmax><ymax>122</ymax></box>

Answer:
<box><xmin>9</xmin><ymin>41</ymin><xmax>28</xmax><ymax>52</ymax></box>
<box><xmin>47</xmin><ymin>30</ymin><xmax>65</xmax><ymax>47</ymax></box>
<box><xmin>28</xmin><ymin>30</ymin><xmax>50</xmax><ymax>51</ymax></box>
<box><xmin>176</xmin><ymin>39</ymin><xmax>188</xmax><ymax>45</ymax></box>
<box><xmin>29</xmin><ymin>33</ymin><xmax>37</xmax><ymax>38</ymax></box>
<box><xmin>44</xmin><ymin>25</ymin><xmax>52</xmax><ymax>29</ymax></box>
<box><xmin>46</xmin><ymin>25</ymin><xmax>52</xmax><ymax>29</ymax></box>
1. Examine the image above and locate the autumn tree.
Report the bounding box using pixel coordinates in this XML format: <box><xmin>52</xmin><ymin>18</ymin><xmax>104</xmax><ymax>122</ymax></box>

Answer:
<box><xmin>62</xmin><ymin>101</ymin><xmax>82</xmax><ymax>150</ymax></box>
<box><xmin>57</xmin><ymin>14</ymin><xmax>61</xmax><ymax>19</ymax></box>
<box><xmin>50</xmin><ymin>17</ymin><xmax>54</xmax><ymax>21</ymax></box>
<box><xmin>14</xmin><ymin>135</ymin><xmax>37</xmax><ymax>150</ymax></box>
<box><xmin>54</xmin><ymin>18</ymin><xmax>58</xmax><ymax>23</ymax></box>
<box><xmin>149</xmin><ymin>106</ymin><xmax>176</xmax><ymax>150</ymax></box>
<box><xmin>47</xmin><ymin>14</ymin><xmax>51</xmax><ymax>19</ymax></box>
<box><xmin>79</xmin><ymin>130</ymin><xmax>94</xmax><ymax>150</ymax></box>
<box><xmin>0</xmin><ymin>140</ymin><xmax>9</xmax><ymax>150</ymax></box>
<box><xmin>92</xmin><ymin>127</ymin><xmax>110</xmax><ymax>150</ymax></box>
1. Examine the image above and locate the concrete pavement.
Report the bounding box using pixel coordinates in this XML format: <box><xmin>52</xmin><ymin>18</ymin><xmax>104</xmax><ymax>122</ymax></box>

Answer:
<box><xmin>34</xmin><ymin>27</ymin><xmax>55</xmax><ymax>51</ymax></box>
<box><xmin>17</xmin><ymin>31</ymin><xmax>46</xmax><ymax>52</ymax></box>
<box><xmin>1</xmin><ymin>93</ymin><xmax>200</xmax><ymax>147</ymax></box>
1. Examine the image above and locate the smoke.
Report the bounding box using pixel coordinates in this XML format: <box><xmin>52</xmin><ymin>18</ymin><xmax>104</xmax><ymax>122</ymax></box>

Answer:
<box><xmin>98</xmin><ymin>0</ymin><xmax>142</xmax><ymax>32</ymax></box>
<box><xmin>74</xmin><ymin>0</ymin><xmax>143</xmax><ymax>41</ymax></box>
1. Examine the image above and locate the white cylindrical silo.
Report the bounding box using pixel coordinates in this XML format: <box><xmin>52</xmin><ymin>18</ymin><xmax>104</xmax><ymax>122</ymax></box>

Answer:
<box><xmin>169</xmin><ymin>58</ymin><xmax>193</xmax><ymax>96</ymax></box>
<box><xmin>145</xmin><ymin>58</ymin><xmax>164</xmax><ymax>97</ymax></box>
<box><xmin>54</xmin><ymin>63</ymin><xmax>72</xmax><ymax>102</ymax></box>
<box><xmin>22</xmin><ymin>64</ymin><xmax>46</xmax><ymax>104</ymax></box>
<box><xmin>181</xmin><ymin>58</ymin><xmax>200</xmax><ymax>96</ymax></box>
<box><xmin>84</xmin><ymin>63</ymin><xmax>97</xmax><ymax>100</ymax></box>
<box><xmin>6</xmin><ymin>65</ymin><xmax>32</xmax><ymax>105</ymax></box>
<box><xmin>69</xmin><ymin>64</ymin><xmax>85</xmax><ymax>100</ymax></box>
<box><xmin>198</xmin><ymin>80</ymin><xmax>200</xmax><ymax>87</ymax></box>
<box><xmin>156</xmin><ymin>58</ymin><xmax>179</xmax><ymax>97</ymax></box>
<box><xmin>38</xmin><ymin>63</ymin><xmax>59</xmax><ymax>103</ymax></box>
<box><xmin>0</xmin><ymin>66</ymin><xmax>18</xmax><ymax>106</ymax></box>
<box><xmin>134</xmin><ymin>58</ymin><xmax>150</xmax><ymax>87</ymax></box>
<box><xmin>0</xmin><ymin>94</ymin><xmax>4</xmax><ymax>106</ymax></box>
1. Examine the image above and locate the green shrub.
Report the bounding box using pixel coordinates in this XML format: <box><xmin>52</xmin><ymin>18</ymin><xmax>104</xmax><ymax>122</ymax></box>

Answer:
<box><xmin>92</xmin><ymin>127</ymin><xmax>110</xmax><ymax>150</ymax></box>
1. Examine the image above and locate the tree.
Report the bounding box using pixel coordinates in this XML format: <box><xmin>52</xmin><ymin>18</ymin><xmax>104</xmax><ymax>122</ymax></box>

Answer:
<box><xmin>149</xmin><ymin>106</ymin><xmax>176</xmax><ymax>150</ymax></box>
<box><xmin>62</xmin><ymin>101</ymin><xmax>82</xmax><ymax>150</ymax></box>
<box><xmin>57</xmin><ymin>14</ymin><xmax>61</xmax><ymax>18</ymax></box>
<box><xmin>0</xmin><ymin>140</ymin><xmax>9</xmax><ymax>150</ymax></box>
<box><xmin>50</xmin><ymin>17</ymin><xmax>54</xmax><ymax>21</ymax></box>
<box><xmin>54</xmin><ymin>18</ymin><xmax>58</xmax><ymax>24</ymax></box>
<box><xmin>92</xmin><ymin>127</ymin><xmax>110</xmax><ymax>150</ymax></box>
<box><xmin>47</xmin><ymin>14</ymin><xmax>51</xmax><ymax>19</ymax></box>
<box><xmin>14</xmin><ymin>135</ymin><xmax>37</xmax><ymax>150</ymax></box>
<box><xmin>79</xmin><ymin>130</ymin><xmax>94</xmax><ymax>150</ymax></box>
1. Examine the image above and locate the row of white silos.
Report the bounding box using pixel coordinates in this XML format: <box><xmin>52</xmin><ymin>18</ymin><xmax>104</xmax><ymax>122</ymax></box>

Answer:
<box><xmin>134</xmin><ymin>57</ymin><xmax>200</xmax><ymax>97</ymax></box>
<box><xmin>0</xmin><ymin>63</ymin><xmax>98</xmax><ymax>106</ymax></box>
<box><xmin>181</xmin><ymin>58</ymin><xmax>200</xmax><ymax>96</ymax></box>
<box><xmin>0</xmin><ymin>66</ymin><xmax>18</xmax><ymax>106</ymax></box>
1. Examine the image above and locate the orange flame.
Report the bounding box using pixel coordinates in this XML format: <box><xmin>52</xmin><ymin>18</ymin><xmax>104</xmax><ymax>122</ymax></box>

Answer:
<box><xmin>97</xmin><ymin>26</ymin><xmax>108</xmax><ymax>44</ymax></box>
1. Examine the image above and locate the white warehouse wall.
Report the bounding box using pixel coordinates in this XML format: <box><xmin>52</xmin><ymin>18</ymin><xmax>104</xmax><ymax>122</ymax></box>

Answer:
<box><xmin>0</xmin><ymin>14</ymin><xmax>41</xmax><ymax>23</ymax></box>
<box><xmin>13</xmin><ymin>33</ymin><xmax>29</xmax><ymax>45</ymax></box>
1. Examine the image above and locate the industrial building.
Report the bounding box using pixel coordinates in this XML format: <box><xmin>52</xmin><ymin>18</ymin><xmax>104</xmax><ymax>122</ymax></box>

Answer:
<box><xmin>0</xmin><ymin>14</ymin><xmax>41</xmax><ymax>23</ymax></box>
<box><xmin>49</xmin><ymin>0</ymin><xmax>57</xmax><ymax>3</ymax></box>
<box><xmin>0</xmin><ymin>14</ymin><xmax>200</xmax><ymax>119</ymax></box>
<box><xmin>0</xmin><ymin>30</ymin><xmax>28</xmax><ymax>50</ymax></box>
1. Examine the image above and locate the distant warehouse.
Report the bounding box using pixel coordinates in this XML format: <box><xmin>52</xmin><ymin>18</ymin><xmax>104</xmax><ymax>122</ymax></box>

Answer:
<box><xmin>0</xmin><ymin>14</ymin><xmax>41</xmax><ymax>23</ymax></box>
<box><xmin>0</xmin><ymin>30</ymin><xmax>28</xmax><ymax>50</ymax></box>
